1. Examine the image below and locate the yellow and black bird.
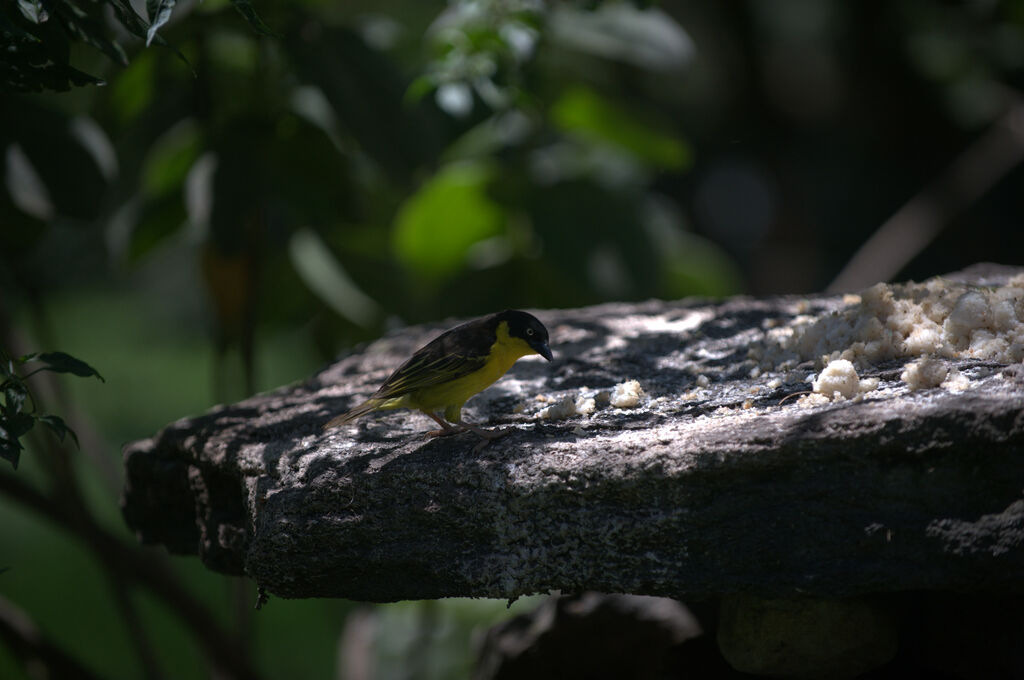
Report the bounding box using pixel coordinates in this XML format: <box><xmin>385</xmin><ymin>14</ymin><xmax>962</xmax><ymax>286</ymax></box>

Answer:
<box><xmin>324</xmin><ymin>310</ymin><xmax>552</xmax><ymax>439</ymax></box>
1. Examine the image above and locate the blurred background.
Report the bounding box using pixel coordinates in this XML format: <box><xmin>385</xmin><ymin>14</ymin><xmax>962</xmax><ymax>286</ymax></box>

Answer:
<box><xmin>2</xmin><ymin>0</ymin><xmax>1024</xmax><ymax>678</ymax></box>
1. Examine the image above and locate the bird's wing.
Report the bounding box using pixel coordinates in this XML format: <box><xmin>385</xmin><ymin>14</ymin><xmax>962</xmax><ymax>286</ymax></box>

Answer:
<box><xmin>374</xmin><ymin>350</ymin><xmax>488</xmax><ymax>398</ymax></box>
<box><xmin>373</xmin><ymin>330</ymin><xmax>491</xmax><ymax>399</ymax></box>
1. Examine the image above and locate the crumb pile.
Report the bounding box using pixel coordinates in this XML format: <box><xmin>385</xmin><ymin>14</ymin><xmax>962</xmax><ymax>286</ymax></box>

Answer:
<box><xmin>756</xmin><ymin>274</ymin><xmax>1024</xmax><ymax>370</ymax></box>
<box><xmin>750</xmin><ymin>273</ymin><xmax>1024</xmax><ymax>404</ymax></box>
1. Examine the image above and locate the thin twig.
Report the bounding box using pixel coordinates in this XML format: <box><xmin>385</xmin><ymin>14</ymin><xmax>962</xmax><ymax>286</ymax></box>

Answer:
<box><xmin>0</xmin><ymin>594</ymin><xmax>105</xmax><ymax>680</ymax></box>
<box><xmin>104</xmin><ymin>570</ymin><xmax>168</xmax><ymax>680</ymax></box>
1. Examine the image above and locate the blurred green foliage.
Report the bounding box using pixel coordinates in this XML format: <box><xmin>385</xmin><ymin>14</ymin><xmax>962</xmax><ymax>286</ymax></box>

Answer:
<box><xmin>0</xmin><ymin>1</ymin><xmax>722</xmax><ymax>677</ymax></box>
<box><xmin>3</xmin><ymin>0</ymin><xmax>1024</xmax><ymax>678</ymax></box>
<box><xmin>393</xmin><ymin>161</ymin><xmax>505</xmax><ymax>281</ymax></box>
<box><xmin>3</xmin><ymin>0</ymin><xmax>722</xmax><ymax>352</ymax></box>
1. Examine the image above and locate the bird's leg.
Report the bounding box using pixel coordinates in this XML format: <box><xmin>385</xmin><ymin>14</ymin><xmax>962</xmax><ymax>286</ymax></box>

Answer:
<box><xmin>423</xmin><ymin>410</ymin><xmax>510</xmax><ymax>451</ymax></box>
<box><xmin>422</xmin><ymin>410</ymin><xmax>460</xmax><ymax>438</ymax></box>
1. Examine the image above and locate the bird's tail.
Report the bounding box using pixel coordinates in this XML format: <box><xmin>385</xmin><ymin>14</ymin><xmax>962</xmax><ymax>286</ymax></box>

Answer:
<box><xmin>323</xmin><ymin>398</ymin><xmax>383</xmax><ymax>430</ymax></box>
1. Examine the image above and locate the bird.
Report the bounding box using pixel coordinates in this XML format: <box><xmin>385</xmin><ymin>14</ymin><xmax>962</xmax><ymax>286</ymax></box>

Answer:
<box><xmin>324</xmin><ymin>309</ymin><xmax>552</xmax><ymax>441</ymax></box>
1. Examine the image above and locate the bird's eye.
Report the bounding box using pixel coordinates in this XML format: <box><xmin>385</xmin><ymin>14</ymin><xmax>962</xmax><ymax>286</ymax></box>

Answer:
<box><xmin>526</xmin><ymin>328</ymin><xmax>534</xmax><ymax>336</ymax></box>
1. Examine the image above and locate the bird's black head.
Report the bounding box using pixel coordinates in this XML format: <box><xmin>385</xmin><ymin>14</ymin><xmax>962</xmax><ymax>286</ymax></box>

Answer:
<box><xmin>500</xmin><ymin>310</ymin><xmax>553</xmax><ymax>361</ymax></box>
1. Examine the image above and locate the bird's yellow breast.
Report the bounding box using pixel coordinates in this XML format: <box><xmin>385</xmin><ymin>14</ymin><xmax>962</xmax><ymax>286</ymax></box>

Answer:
<box><xmin>406</xmin><ymin>321</ymin><xmax>533</xmax><ymax>412</ymax></box>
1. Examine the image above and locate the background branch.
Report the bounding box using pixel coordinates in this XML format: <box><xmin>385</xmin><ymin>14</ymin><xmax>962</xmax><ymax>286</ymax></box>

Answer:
<box><xmin>829</xmin><ymin>96</ymin><xmax>1024</xmax><ymax>292</ymax></box>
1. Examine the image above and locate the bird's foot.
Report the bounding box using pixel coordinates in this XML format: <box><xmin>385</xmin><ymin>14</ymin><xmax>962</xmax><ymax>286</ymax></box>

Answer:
<box><xmin>422</xmin><ymin>410</ymin><xmax>460</xmax><ymax>438</ymax></box>
<box><xmin>425</xmin><ymin>427</ymin><xmax>460</xmax><ymax>438</ymax></box>
<box><xmin>464</xmin><ymin>424</ymin><xmax>507</xmax><ymax>440</ymax></box>
<box><xmin>462</xmin><ymin>424</ymin><xmax>510</xmax><ymax>453</ymax></box>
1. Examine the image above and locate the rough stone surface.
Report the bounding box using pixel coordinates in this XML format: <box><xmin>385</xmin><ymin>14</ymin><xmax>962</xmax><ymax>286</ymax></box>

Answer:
<box><xmin>121</xmin><ymin>264</ymin><xmax>1024</xmax><ymax>602</ymax></box>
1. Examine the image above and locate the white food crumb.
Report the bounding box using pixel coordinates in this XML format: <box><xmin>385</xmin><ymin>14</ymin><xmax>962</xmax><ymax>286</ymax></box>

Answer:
<box><xmin>536</xmin><ymin>390</ymin><xmax>603</xmax><ymax>420</ymax></box>
<box><xmin>812</xmin><ymin>359</ymin><xmax>860</xmax><ymax>399</ymax></box>
<box><xmin>811</xmin><ymin>359</ymin><xmax>877</xmax><ymax>400</ymax></box>
<box><xmin>538</xmin><ymin>395</ymin><xmax>577</xmax><ymax>420</ymax></box>
<box><xmin>900</xmin><ymin>358</ymin><xmax>973</xmax><ymax>392</ymax></box>
<box><xmin>610</xmin><ymin>380</ymin><xmax>645</xmax><ymax>408</ymax></box>
<box><xmin>574</xmin><ymin>395</ymin><xmax>596</xmax><ymax>416</ymax></box>
<box><xmin>695</xmin><ymin>374</ymin><xmax>710</xmax><ymax>388</ymax></box>
<box><xmin>901</xmin><ymin>358</ymin><xmax>948</xmax><ymax>390</ymax></box>
<box><xmin>942</xmin><ymin>367</ymin><xmax>970</xmax><ymax>392</ymax></box>
<box><xmin>797</xmin><ymin>392</ymin><xmax>832</xmax><ymax>408</ymax></box>
<box><xmin>944</xmin><ymin>291</ymin><xmax>989</xmax><ymax>344</ymax></box>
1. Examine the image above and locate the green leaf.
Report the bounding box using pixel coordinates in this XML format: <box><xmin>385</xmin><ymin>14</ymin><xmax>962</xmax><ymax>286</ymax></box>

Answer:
<box><xmin>289</xmin><ymin>229</ymin><xmax>379</xmax><ymax>327</ymax></box>
<box><xmin>0</xmin><ymin>432</ymin><xmax>23</xmax><ymax>469</ymax></box>
<box><xmin>127</xmin><ymin>193</ymin><xmax>188</xmax><ymax>261</ymax></box>
<box><xmin>109</xmin><ymin>51</ymin><xmax>156</xmax><ymax>126</ymax></box>
<box><xmin>3</xmin><ymin>383</ymin><xmax>27</xmax><ymax>415</ymax></box>
<box><xmin>3</xmin><ymin>100</ymin><xmax>110</xmax><ymax>219</ymax></box>
<box><xmin>2</xmin><ymin>410</ymin><xmax>36</xmax><ymax>453</ymax></box>
<box><xmin>549</xmin><ymin>3</ymin><xmax>694</xmax><ymax>71</ymax></box>
<box><xmin>550</xmin><ymin>87</ymin><xmax>691</xmax><ymax>170</ymax></box>
<box><xmin>16</xmin><ymin>0</ymin><xmax>47</xmax><ymax>24</ymax></box>
<box><xmin>145</xmin><ymin>0</ymin><xmax>175</xmax><ymax>47</ymax></box>
<box><xmin>106</xmin><ymin>0</ymin><xmax>157</xmax><ymax>42</ymax></box>
<box><xmin>37</xmin><ymin>414</ymin><xmax>79</xmax><ymax>448</ymax></box>
<box><xmin>443</xmin><ymin>111</ymin><xmax>532</xmax><ymax>163</ymax></box>
<box><xmin>0</xmin><ymin>20</ymin><xmax>104</xmax><ymax>92</ymax></box>
<box><xmin>405</xmin><ymin>74</ymin><xmax>436</xmax><ymax>105</ymax></box>
<box><xmin>34</xmin><ymin>352</ymin><xmax>105</xmax><ymax>381</ymax></box>
<box><xmin>0</xmin><ymin>0</ymin><xmax>140</xmax><ymax>91</ymax></box>
<box><xmin>140</xmin><ymin>120</ymin><xmax>202</xmax><ymax>197</ymax></box>
<box><xmin>47</xmin><ymin>0</ymin><xmax>129</xmax><ymax>67</ymax></box>
<box><xmin>229</xmin><ymin>0</ymin><xmax>277</xmax><ymax>37</ymax></box>
<box><xmin>393</xmin><ymin>162</ymin><xmax>504</xmax><ymax>281</ymax></box>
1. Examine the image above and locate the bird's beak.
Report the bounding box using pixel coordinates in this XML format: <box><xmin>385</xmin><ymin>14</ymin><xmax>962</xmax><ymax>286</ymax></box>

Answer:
<box><xmin>533</xmin><ymin>341</ymin><xmax>553</xmax><ymax>361</ymax></box>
